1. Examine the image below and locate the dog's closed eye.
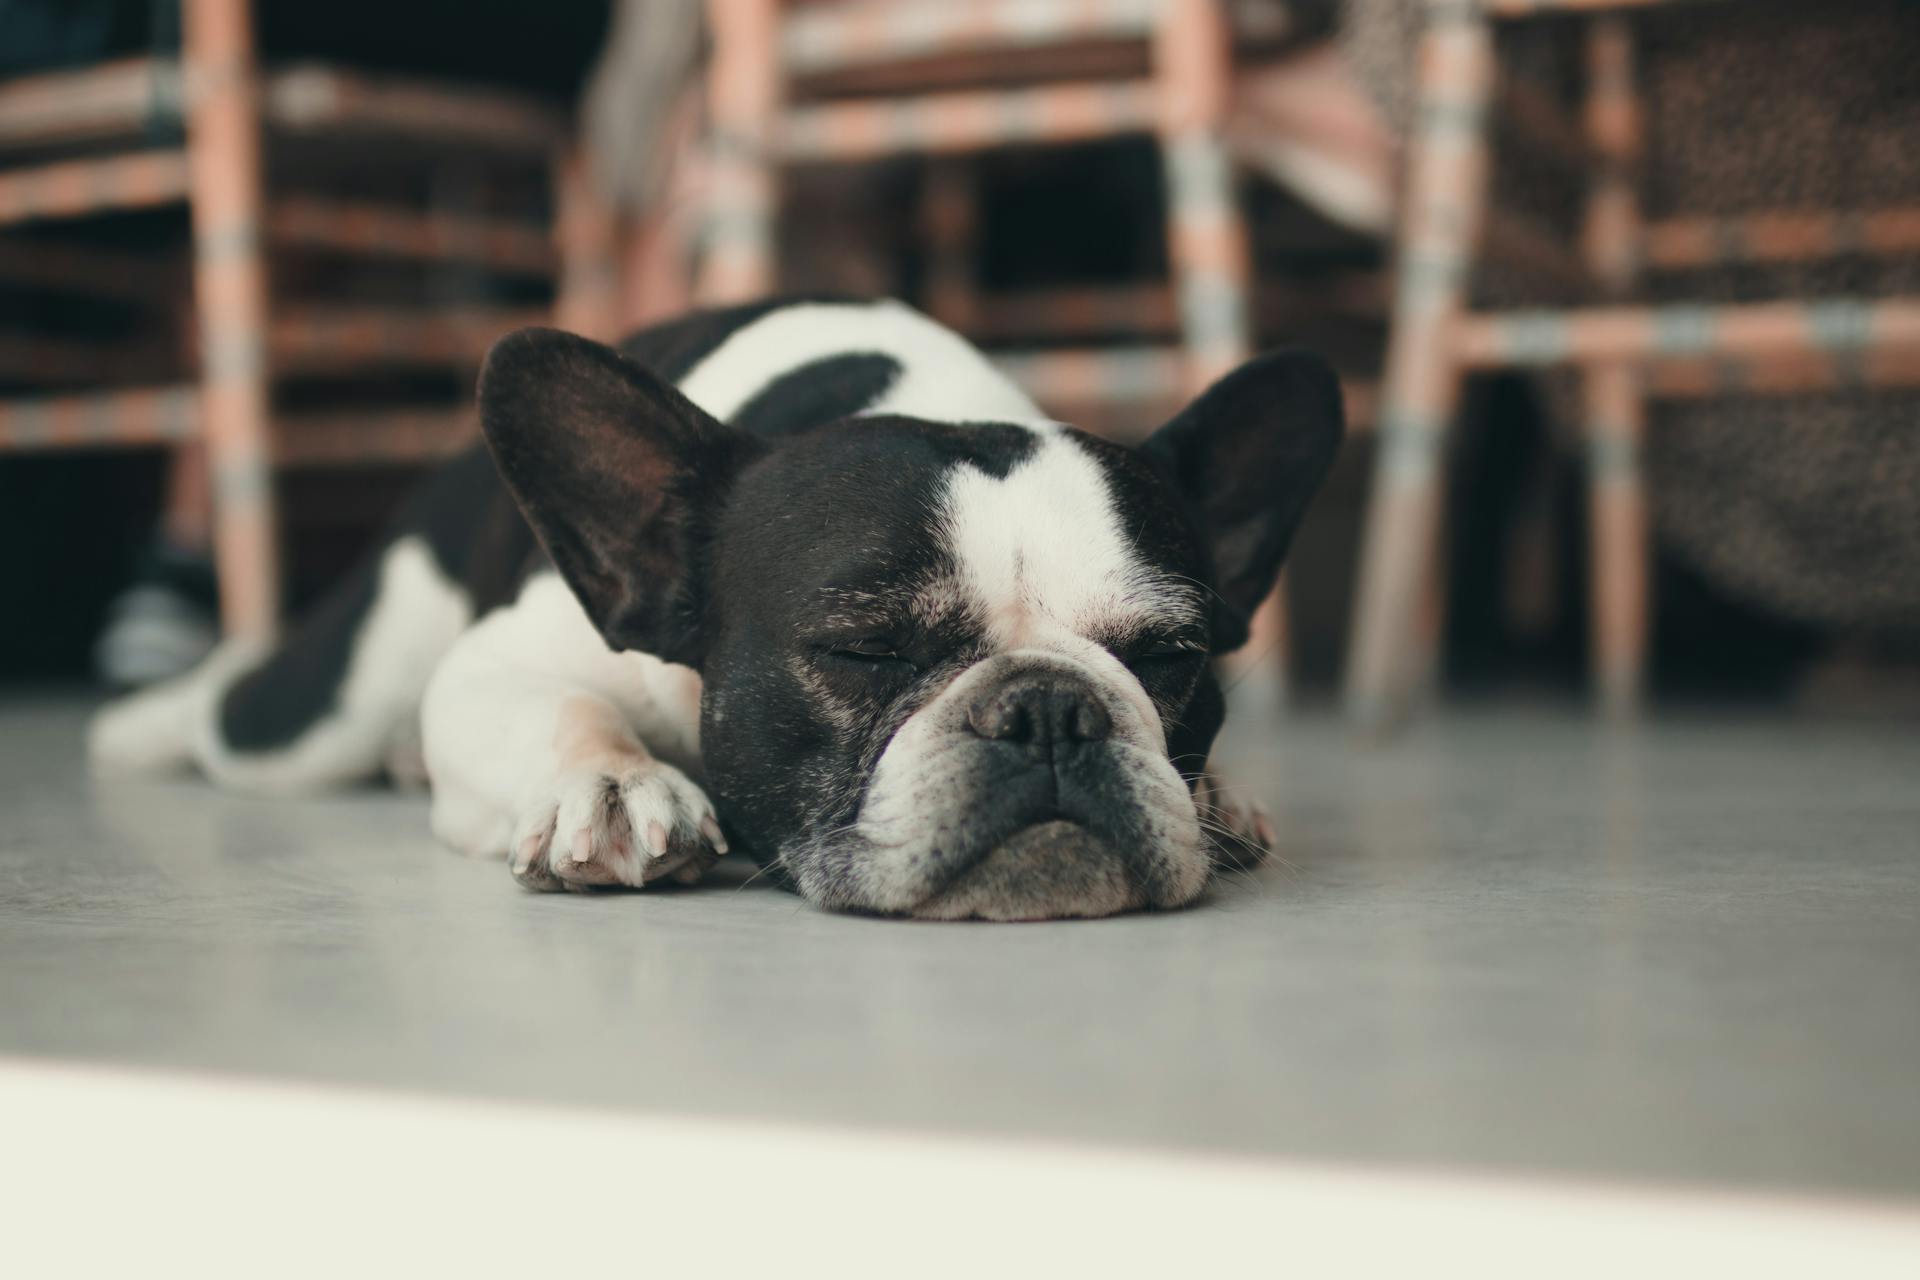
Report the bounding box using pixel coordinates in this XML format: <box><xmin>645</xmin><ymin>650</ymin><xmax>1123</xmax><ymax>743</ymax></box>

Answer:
<box><xmin>816</xmin><ymin>638</ymin><xmax>927</xmax><ymax>688</ymax></box>
<box><xmin>1121</xmin><ymin>635</ymin><xmax>1209</xmax><ymax>667</ymax></box>
<box><xmin>827</xmin><ymin>638</ymin><xmax>913</xmax><ymax>664</ymax></box>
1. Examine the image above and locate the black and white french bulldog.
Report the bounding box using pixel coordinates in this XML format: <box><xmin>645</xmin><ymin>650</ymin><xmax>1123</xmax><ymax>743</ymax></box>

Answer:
<box><xmin>91</xmin><ymin>298</ymin><xmax>1341</xmax><ymax>920</ymax></box>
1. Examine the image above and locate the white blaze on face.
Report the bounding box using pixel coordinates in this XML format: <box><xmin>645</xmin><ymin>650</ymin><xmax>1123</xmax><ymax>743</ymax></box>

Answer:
<box><xmin>938</xmin><ymin>432</ymin><xmax>1194</xmax><ymax>736</ymax></box>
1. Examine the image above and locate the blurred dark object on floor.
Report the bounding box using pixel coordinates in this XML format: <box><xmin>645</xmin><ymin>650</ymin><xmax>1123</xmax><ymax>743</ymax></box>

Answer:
<box><xmin>92</xmin><ymin>535</ymin><xmax>219</xmax><ymax>687</ymax></box>
<box><xmin>0</xmin><ymin>451</ymin><xmax>163</xmax><ymax>682</ymax></box>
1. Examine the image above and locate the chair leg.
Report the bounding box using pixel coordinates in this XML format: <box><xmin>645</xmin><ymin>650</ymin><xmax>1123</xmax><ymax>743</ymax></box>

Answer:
<box><xmin>183</xmin><ymin>0</ymin><xmax>278</xmax><ymax>638</ymax></box>
<box><xmin>920</xmin><ymin>160</ymin><xmax>978</xmax><ymax>334</ymax></box>
<box><xmin>1152</xmin><ymin>0</ymin><xmax>1283</xmax><ymax>701</ymax></box>
<box><xmin>616</xmin><ymin>87</ymin><xmax>704</xmax><ymax>331</ymax></box>
<box><xmin>618</xmin><ymin>209</ymin><xmax>695</xmax><ymax>331</ymax></box>
<box><xmin>697</xmin><ymin>0</ymin><xmax>780</xmax><ymax>303</ymax></box>
<box><xmin>1581</xmin><ymin>15</ymin><xmax>1647</xmax><ymax>714</ymax></box>
<box><xmin>160</xmin><ymin>441</ymin><xmax>212</xmax><ymax>552</ymax></box>
<box><xmin>554</xmin><ymin>148</ymin><xmax>622</xmax><ymax>341</ymax></box>
<box><xmin>1585</xmin><ymin>361</ymin><xmax>1648</xmax><ymax>715</ymax></box>
<box><xmin>1152</xmin><ymin>0</ymin><xmax>1253</xmax><ymax>392</ymax></box>
<box><xmin>1344</xmin><ymin>6</ymin><xmax>1496</xmax><ymax>727</ymax></box>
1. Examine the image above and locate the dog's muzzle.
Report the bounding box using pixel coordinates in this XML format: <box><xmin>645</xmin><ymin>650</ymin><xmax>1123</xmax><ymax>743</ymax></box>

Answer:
<box><xmin>848</xmin><ymin>649</ymin><xmax>1208</xmax><ymax>921</ymax></box>
<box><xmin>907</xmin><ymin>669</ymin><xmax>1156</xmax><ymax>920</ymax></box>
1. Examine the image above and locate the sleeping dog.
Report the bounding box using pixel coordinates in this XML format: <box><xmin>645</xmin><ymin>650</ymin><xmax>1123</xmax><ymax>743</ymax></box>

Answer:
<box><xmin>91</xmin><ymin>298</ymin><xmax>1341</xmax><ymax>920</ymax></box>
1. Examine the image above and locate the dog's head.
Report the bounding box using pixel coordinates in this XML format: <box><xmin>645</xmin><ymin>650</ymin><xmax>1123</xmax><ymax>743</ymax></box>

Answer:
<box><xmin>479</xmin><ymin>328</ymin><xmax>1341</xmax><ymax>919</ymax></box>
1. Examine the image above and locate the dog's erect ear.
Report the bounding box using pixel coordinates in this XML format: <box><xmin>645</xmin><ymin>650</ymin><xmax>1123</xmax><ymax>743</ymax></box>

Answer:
<box><xmin>478</xmin><ymin>327</ymin><xmax>764</xmax><ymax>667</ymax></box>
<box><xmin>1141</xmin><ymin>350</ymin><xmax>1344</xmax><ymax>652</ymax></box>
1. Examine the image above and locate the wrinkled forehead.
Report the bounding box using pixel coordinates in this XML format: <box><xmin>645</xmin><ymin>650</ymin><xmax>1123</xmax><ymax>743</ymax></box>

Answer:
<box><xmin>730</xmin><ymin>418</ymin><xmax>1207</xmax><ymax>644</ymax></box>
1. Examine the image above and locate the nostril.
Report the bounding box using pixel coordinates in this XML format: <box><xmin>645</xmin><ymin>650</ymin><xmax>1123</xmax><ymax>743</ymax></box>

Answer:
<box><xmin>1066</xmin><ymin>697</ymin><xmax>1112</xmax><ymax>743</ymax></box>
<box><xmin>967</xmin><ymin>694</ymin><xmax>1033</xmax><ymax>743</ymax></box>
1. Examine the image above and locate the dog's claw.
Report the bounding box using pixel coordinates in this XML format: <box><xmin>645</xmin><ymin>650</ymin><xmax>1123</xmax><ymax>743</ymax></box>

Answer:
<box><xmin>507</xmin><ymin>760</ymin><xmax>720</xmax><ymax>891</ymax></box>
<box><xmin>1252</xmin><ymin>811</ymin><xmax>1276</xmax><ymax>850</ymax></box>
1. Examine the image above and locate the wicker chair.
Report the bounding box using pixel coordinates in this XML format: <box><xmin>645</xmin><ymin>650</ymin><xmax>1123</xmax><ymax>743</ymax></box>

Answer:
<box><xmin>1345</xmin><ymin>0</ymin><xmax>1920</xmax><ymax>723</ymax></box>
<box><xmin>0</xmin><ymin>0</ymin><xmax>566</xmax><ymax>636</ymax></box>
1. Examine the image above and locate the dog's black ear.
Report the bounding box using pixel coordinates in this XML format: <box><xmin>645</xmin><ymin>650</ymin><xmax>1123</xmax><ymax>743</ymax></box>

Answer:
<box><xmin>478</xmin><ymin>327</ymin><xmax>765</xmax><ymax>667</ymax></box>
<box><xmin>1141</xmin><ymin>350</ymin><xmax>1344</xmax><ymax>652</ymax></box>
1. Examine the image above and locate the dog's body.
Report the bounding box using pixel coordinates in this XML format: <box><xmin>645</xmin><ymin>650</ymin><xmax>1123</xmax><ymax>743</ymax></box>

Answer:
<box><xmin>92</xmin><ymin>297</ymin><xmax>1340</xmax><ymax>919</ymax></box>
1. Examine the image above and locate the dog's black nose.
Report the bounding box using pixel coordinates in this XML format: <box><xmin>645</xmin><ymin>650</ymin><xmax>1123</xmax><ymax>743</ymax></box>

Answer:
<box><xmin>966</xmin><ymin>673</ymin><xmax>1112</xmax><ymax>748</ymax></box>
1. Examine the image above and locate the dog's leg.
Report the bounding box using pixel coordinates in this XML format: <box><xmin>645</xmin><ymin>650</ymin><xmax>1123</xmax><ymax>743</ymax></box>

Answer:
<box><xmin>87</xmin><ymin>635</ymin><xmax>271</xmax><ymax>777</ymax></box>
<box><xmin>89</xmin><ymin>534</ymin><xmax>469</xmax><ymax>793</ymax></box>
<box><xmin>422</xmin><ymin>575</ymin><xmax>720</xmax><ymax>891</ymax></box>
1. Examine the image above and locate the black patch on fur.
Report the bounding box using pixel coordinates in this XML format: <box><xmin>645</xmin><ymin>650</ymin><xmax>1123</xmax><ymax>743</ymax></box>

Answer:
<box><xmin>219</xmin><ymin>561</ymin><xmax>380</xmax><ymax>751</ymax></box>
<box><xmin>1164</xmin><ymin>665</ymin><xmax>1227</xmax><ymax>781</ymax></box>
<box><xmin>939</xmin><ymin>421</ymin><xmax>1041</xmax><ymax>479</ymax></box>
<box><xmin>412</xmin><ymin>445</ymin><xmax>540</xmax><ymax>614</ymax></box>
<box><xmin>617</xmin><ymin>295</ymin><xmax>857</xmax><ymax>383</ymax></box>
<box><xmin>218</xmin><ymin>445</ymin><xmax>532</xmax><ymax>752</ymax></box>
<box><xmin>730</xmin><ymin>353</ymin><xmax>902</xmax><ymax>438</ymax></box>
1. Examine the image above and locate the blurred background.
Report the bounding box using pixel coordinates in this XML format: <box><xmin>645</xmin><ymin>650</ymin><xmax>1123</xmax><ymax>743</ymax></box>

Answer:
<box><xmin>3</xmin><ymin>0</ymin><xmax>1917</xmax><ymax>723</ymax></box>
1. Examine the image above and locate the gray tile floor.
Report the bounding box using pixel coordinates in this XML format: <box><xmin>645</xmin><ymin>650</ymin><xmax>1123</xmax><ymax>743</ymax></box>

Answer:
<box><xmin>2</xmin><ymin>695</ymin><xmax>1916</xmax><ymax>1202</ymax></box>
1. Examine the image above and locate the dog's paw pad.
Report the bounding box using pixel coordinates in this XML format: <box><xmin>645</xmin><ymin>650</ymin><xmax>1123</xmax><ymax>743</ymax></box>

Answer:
<box><xmin>507</xmin><ymin>762</ymin><xmax>726</xmax><ymax>892</ymax></box>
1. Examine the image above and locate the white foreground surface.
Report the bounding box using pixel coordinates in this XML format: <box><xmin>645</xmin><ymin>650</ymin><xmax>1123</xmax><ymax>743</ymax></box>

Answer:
<box><xmin>4</xmin><ymin>1057</ymin><xmax>1919</xmax><ymax>1277</ymax></box>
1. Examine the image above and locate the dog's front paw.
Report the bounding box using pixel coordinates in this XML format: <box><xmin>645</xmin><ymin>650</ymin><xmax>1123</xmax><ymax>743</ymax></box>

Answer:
<box><xmin>1193</xmin><ymin>774</ymin><xmax>1275</xmax><ymax>872</ymax></box>
<box><xmin>508</xmin><ymin>761</ymin><xmax>727</xmax><ymax>892</ymax></box>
